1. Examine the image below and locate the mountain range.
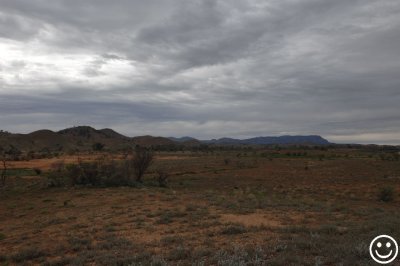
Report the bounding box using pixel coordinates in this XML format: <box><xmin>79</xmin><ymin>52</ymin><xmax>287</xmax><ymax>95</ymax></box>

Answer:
<box><xmin>200</xmin><ymin>135</ymin><xmax>329</xmax><ymax>145</ymax></box>
<box><xmin>0</xmin><ymin>126</ymin><xmax>330</xmax><ymax>152</ymax></box>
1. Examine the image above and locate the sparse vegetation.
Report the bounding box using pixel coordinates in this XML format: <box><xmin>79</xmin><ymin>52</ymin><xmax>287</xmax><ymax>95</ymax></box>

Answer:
<box><xmin>168</xmin><ymin>245</ymin><xmax>191</xmax><ymax>260</ymax></box>
<box><xmin>10</xmin><ymin>247</ymin><xmax>45</xmax><ymax>263</ymax></box>
<box><xmin>0</xmin><ymin>146</ymin><xmax>399</xmax><ymax>265</ymax></box>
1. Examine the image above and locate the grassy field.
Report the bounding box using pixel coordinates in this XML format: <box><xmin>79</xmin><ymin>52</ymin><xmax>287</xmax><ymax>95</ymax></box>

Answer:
<box><xmin>0</xmin><ymin>149</ymin><xmax>399</xmax><ymax>265</ymax></box>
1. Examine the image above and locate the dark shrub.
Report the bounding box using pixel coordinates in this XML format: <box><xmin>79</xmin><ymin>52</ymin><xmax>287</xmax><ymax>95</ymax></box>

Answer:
<box><xmin>46</xmin><ymin>152</ymin><xmax>154</xmax><ymax>187</ymax></box>
<box><xmin>221</xmin><ymin>224</ymin><xmax>247</xmax><ymax>235</ymax></box>
<box><xmin>33</xmin><ymin>168</ymin><xmax>42</xmax><ymax>175</ymax></box>
<box><xmin>66</xmin><ymin>161</ymin><xmax>101</xmax><ymax>186</ymax></box>
<box><xmin>132</xmin><ymin>147</ymin><xmax>153</xmax><ymax>182</ymax></box>
<box><xmin>47</xmin><ymin>157</ymin><xmax>136</xmax><ymax>187</ymax></box>
<box><xmin>92</xmin><ymin>142</ymin><xmax>105</xmax><ymax>151</ymax></box>
<box><xmin>156</xmin><ymin>169</ymin><xmax>169</xmax><ymax>187</ymax></box>
<box><xmin>379</xmin><ymin>187</ymin><xmax>394</xmax><ymax>202</ymax></box>
<box><xmin>47</xmin><ymin>171</ymin><xmax>69</xmax><ymax>187</ymax></box>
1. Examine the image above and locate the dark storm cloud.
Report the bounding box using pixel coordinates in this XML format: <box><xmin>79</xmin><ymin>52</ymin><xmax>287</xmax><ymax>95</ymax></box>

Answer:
<box><xmin>0</xmin><ymin>0</ymin><xmax>399</xmax><ymax>144</ymax></box>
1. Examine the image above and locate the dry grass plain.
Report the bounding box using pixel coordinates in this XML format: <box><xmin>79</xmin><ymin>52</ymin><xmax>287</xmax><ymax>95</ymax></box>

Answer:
<box><xmin>1</xmin><ymin>149</ymin><xmax>400</xmax><ymax>265</ymax></box>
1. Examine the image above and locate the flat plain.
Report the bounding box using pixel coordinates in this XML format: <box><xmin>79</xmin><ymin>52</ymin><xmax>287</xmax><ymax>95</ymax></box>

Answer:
<box><xmin>0</xmin><ymin>148</ymin><xmax>399</xmax><ymax>265</ymax></box>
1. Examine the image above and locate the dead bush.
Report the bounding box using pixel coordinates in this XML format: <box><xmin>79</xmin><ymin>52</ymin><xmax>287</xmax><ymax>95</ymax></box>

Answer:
<box><xmin>132</xmin><ymin>147</ymin><xmax>153</xmax><ymax>182</ymax></box>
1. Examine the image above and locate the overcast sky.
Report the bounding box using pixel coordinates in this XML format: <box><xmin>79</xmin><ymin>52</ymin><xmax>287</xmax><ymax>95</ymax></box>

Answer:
<box><xmin>1</xmin><ymin>0</ymin><xmax>399</xmax><ymax>144</ymax></box>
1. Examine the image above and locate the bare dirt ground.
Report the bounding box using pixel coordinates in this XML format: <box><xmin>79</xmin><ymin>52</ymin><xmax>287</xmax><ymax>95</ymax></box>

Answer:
<box><xmin>0</xmin><ymin>150</ymin><xmax>399</xmax><ymax>265</ymax></box>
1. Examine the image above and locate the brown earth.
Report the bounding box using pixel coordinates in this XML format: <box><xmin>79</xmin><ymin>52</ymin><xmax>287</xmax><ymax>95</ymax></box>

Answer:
<box><xmin>0</xmin><ymin>149</ymin><xmax>399</xmax><ymax>265</ymax></box>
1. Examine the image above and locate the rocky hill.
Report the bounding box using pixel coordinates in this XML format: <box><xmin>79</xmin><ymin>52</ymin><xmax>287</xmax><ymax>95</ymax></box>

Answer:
<box><xmin>0</xmin><ymin>126</ymin><xmax>172</xmax><ymax>153</ymax></box>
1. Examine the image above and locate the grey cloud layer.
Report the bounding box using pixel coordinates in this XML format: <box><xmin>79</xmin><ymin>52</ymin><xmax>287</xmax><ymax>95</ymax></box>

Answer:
<box><xmin>0</xmin><ymin>0</ymin><xmax>399</xmax><ymax>144</ymax></box>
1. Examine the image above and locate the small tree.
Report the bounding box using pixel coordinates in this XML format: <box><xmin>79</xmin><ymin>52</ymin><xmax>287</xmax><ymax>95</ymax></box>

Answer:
<box><xmin>132</xmin><ymin>147</ymin><xmax>153</xmax><ymax>182</ymax></box>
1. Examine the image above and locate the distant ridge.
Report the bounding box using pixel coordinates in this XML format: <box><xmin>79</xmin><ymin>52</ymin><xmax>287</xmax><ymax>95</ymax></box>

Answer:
<box><xmin>0</xmin><ymin>126</ymin><xmax>331</xmax><ymax>152</ymax></box>
<box><xmin>168</xmin><ymin>136</ymin><xmax>198</xmax><ymax>142</ymax></box>
<box><xmin>168</xmin><ymin>136</ymin><xmax>202</xmax><ymax>146</ymax></box>
<box><xmin>203</xmin><ymin>135</ymin><xmax>330</xmax><ymax>145</ymax></box>
<box><xmin>171</xmin><ymin>135</ymin><xmax>330</xmax><ymax>145</ymax></box>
